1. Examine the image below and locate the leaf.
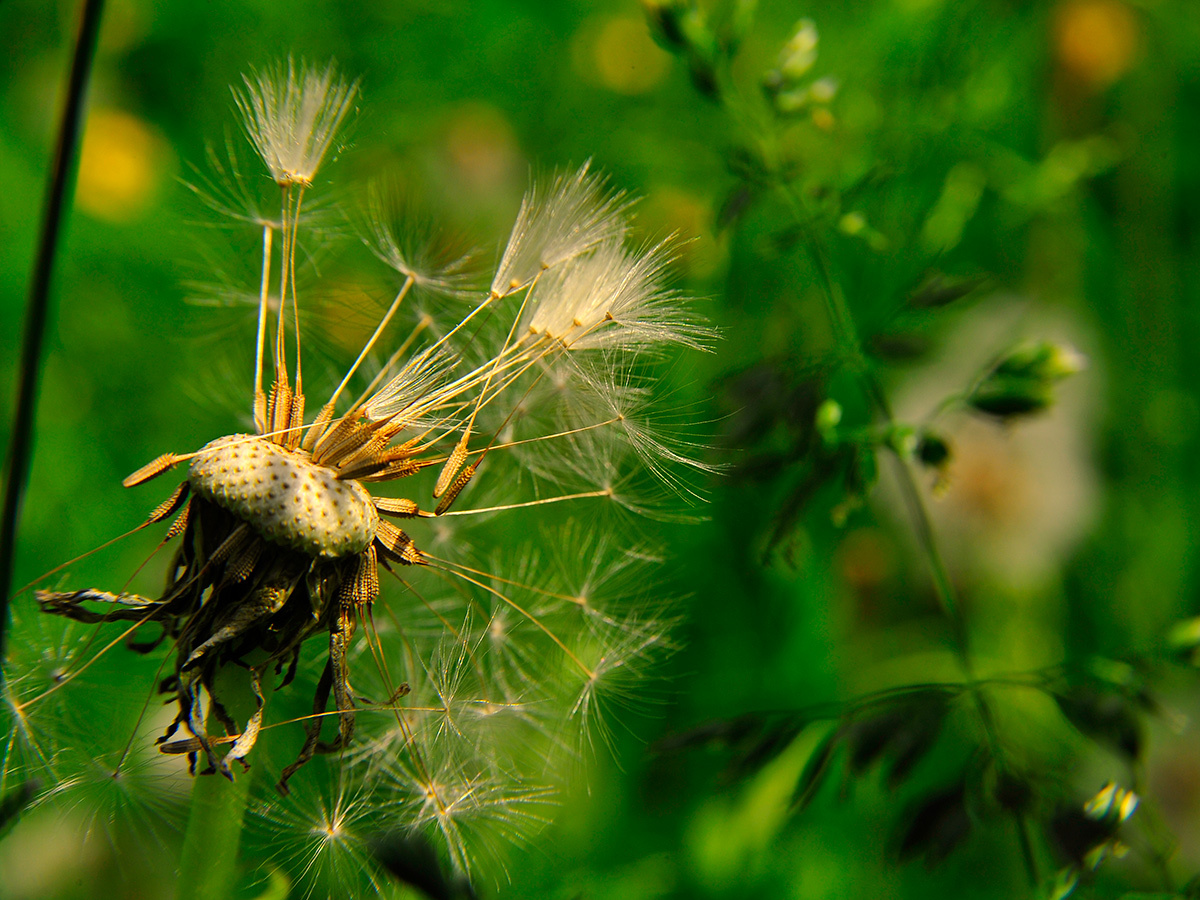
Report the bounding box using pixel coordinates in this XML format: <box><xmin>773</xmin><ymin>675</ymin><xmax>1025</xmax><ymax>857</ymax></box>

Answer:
<box><xmin>717</xmin><ymin>184</ymin><xmax>757</xmax><ymax>229</ymax></box>
<box><xmin>867</xmin><ymin>332</ymin><xmax>933</xmax><ymax>361</ymax></box>
<box><xmin>789</xmin><ymin>730</ymin><xmax>837</xmax><ymax>812</ymax></box>
<box><xmin>653</xmin><ymin>714</ymin><xmax>764</xmax><ymax>754</ymax></box>
<box><xmin>907</xmin><ymin>272</ymin><xmax>985</xmax><ymax>310</ymax></box>
<box><xmin>895</xmin><ymin>781</ymin><xmax>972</xmax><ymax>865</ymax></box>
<box><xmin>842</xmin><ymin>690</ymin><xmax>951</xmax><ymax>786</ymax></box>
<box><xmin>0</xmin><ymin>779</ymin><xmax>38</xmax><ymax>840</ymax></box>
<box><xmin>247</xmin><ymin>868</ymin><xmax>291</xmax><ymax>900</ymax></box>
<box><xmin>1053</xmin><ymin>686</ymin><xmax>1143</xmax><ymax>760</ymax></box>
<box><xmin>733</xmin><ymin>720</ymin><xmax>807</xmax><ymax>779</ymax></box>
<box><xmin>371</xmin><ymin>831</ymin><xmax>476</xmax><ymax>900</ymax></box>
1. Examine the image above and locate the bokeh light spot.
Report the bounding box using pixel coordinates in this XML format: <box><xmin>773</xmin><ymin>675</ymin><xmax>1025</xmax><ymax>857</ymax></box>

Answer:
<box><xmin>76</xmin><ymin>109</ymin><xmax>169</xmax><ymax>222</ymax></box>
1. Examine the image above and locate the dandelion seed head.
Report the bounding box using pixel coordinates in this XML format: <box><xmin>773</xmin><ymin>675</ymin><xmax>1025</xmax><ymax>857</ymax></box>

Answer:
<box><xmin>18</xmin><ymin>62</ymin><xmax>712</xmax><ymax>889</ymax></box>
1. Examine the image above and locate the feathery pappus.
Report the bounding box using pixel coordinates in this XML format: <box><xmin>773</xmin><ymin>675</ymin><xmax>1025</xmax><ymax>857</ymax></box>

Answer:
<box><xmin>5</xmin><ymin>58</ymin><xmax>712</xmax><ymax>880</ymax></box>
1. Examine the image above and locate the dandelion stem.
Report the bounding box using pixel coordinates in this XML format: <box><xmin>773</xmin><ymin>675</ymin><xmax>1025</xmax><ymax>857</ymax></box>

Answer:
<box><xmin>0</xmin><ymin>0</ymin><xmax>105</xmax><ymax>673</ymax></box>
<box><xmin>176</xmin><ymin>667</ymin><xmax>262</xmax><ymax>900</ymax></box>
<box><xmin>291</xmin><ymin>186</ymin><xmax>306</xmax><ymax>395</ymax></box>
<box><xmin>274</xmin><ymin>184</ymin><xmax>292</xmax><ymax>386</ymax></box>
<box><xmin>176</xmin><ymin>767</ymin><xmax>253</xmax><ymax>900</ymax></box>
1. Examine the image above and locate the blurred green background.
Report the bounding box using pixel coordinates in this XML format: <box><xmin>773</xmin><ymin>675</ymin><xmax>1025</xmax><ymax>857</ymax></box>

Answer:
<box><xmin>3</xmin><ymin>0</ymin><xmax>1200</xmax><ymax>897</ymax></box>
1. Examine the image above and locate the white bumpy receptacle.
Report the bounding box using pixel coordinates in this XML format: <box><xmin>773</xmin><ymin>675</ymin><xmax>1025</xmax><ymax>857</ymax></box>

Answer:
<box><xmin>189</xmin><ymin>434</ymin><xmax>379</xmax><ymax>559</ymax></box>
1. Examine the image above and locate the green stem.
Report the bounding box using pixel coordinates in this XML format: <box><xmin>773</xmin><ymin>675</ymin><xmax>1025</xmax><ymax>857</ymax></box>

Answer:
<box><xmin>786</xmin><ymin>195</ymin><xmax>1006</xmax><ymax>761</ymax></box>
<box><xmin>176</xmin><ymin>771</ymin><xmax>253</xmax><ymax>900</ymax></box>
<box><xmin>1015</xmin><ymin>813</ymin><xmax>1041</xmax><ymax>886</ymax></box>
<box><xmin>176</xmin><ymin>666</ymin><xmax>262</xmax><ymax>900</ymax></box>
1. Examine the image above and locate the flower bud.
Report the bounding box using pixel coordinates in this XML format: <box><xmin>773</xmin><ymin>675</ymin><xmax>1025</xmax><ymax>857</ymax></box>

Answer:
<box><xmin>968</xmin><ymin>341</ymin><xmax>1085</xmax><ymax>420</ymax></box>
<box><xmin>778</xmin><ymin>19</ymin><xmax>819</xmax><ymax>81</ymax></box>
<box><xmin>917</xmin><ymin>432</ymin><xmax>951</xmax><ymax>469</ymax></box>
<box><xmin>995</xmin><ymin>341</ymin><xmax>1087</xmax><ymax>381</ymax></box>
<box><xmin>815</xmin><ymin>398</ymin><xmax>842</xmax><ymax>440</ymax></box>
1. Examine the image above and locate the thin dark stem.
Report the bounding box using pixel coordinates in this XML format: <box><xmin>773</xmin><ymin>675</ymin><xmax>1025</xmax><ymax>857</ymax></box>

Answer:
<box><xmin>0</xmin><ymin>0</ymin><xmax>106</xmax><ymax>669</ymax></box>
<box><xmin>787</xmin><ymin>200</ymin><xmax>1006</xmax><ymax>759</ymax></box>
<box><xmin>1015</xmin><ymin>814</ymin><xmax>1041</xmax><ymax>887</ymax></box>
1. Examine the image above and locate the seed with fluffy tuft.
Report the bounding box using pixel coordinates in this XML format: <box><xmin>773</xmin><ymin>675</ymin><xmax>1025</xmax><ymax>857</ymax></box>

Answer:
<box><xmin>189</xmin><ymin>435</ymin><xmax>378</xmax><ymax>558</ymax></box>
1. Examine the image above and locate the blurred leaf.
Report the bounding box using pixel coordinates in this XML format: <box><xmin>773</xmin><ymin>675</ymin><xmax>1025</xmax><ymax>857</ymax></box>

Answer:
<box><xmin>1053</xmin><ymin>686</ymin><xmax>1143</xmax><ymax>760</ymax></box>
<box><xmin>0</xmin><ymin>779</ymin><xmax>38</xmax><ymax>840</ymax></box>
<box><xmin>642</xmin><ymin>0</ymin><xmax>690</xmax><ymax>50</ymax></box>
<box><xmin>894</xmin><ymin>780</ymin><xmax>972</xmax><ymax>866</ymax></box>
<box><xmin>247</xmin><ymin>868</ymin><xmax>291</xmax><ymax>900</ymax></box>
<box><xmin>906</xmin><ymin>272</ymin><xmax>986</xmax><ymax>310</ymax></box>
<box><xmin>867</xmin><ymin>332</ymin><xmax>934</xmax><ymax>361</ymax></box>
<box><xmin>843</xmin><ymin>690</ymin><xmax>951</xmax><ymax>787</ymax></box>
<box><xmin>371</xmin><ymin>831</ymin><xmax>476</xmax><ymax>900</ymax></box>
<box><xmin>789</xmin><ymin>728</ymin><xmax>838</xmax><ymax>812</ymax></box>
<box><xmin>717</xmin><ymin>183</ymin><xmax>757</xmax><ymax>229</ymax></box>
<box><xmin>992</xmin><ymin>770</ymin><xmax>1035</xmax><ymax>815</ymax></box>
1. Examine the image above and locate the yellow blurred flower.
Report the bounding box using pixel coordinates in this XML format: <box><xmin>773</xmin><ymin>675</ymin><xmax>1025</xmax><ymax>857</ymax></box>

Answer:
<box><xmin>443</xmin><ymin>102</ymin><xmax>520</xmax><ymax>197</ymax></box>
<box><xmin>576</xmin><ymin>15</ymin><xmax>671</xmax><ymax>95</ymax></box>
<box><xmin>1054</xmin><ymin>0</ymin><xmax>1140</xmax><ymax>91</ymax></box>
<box><xmin>76</xmin><ymin>109</ymin><xmax>170</xmax><ymax>222</ymax></box>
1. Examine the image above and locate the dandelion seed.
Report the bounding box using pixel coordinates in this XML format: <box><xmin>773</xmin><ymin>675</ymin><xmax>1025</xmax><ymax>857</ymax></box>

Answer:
<box><xmin>362</xmin><ymin>181</ymin><xmax>479</xmax><ymax>298</ymax></box>
<box><xmin>491</xmin><ymin>162</ymin><xmax>628</xmax><ymax>297</ymax></box>
<box><xmin>524</xmin><ymin>237</ymin><xmax>715</xmax><ymax>352</ymax></box>
<box><xmin>234</xmin><ymin>58</ymin><xmax>359</xmax><ymax>188</ymax></box>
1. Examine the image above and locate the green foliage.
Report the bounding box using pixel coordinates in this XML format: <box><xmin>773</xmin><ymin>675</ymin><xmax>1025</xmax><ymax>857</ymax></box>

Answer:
<box><xmin>3</xmin><ymin>0</ymin><xmax>1200</xmax><ymax>898</ymax></box>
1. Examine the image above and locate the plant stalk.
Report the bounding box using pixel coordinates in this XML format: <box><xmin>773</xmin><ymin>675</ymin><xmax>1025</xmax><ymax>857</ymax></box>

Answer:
<box><xmin>175</xmin><ymin>665</ymin><xmax>262</xmax><ymax>900</ymax></box>
<box><xmin>176</xmin><ymin>771</ymin><xmax>253</xmax><ymax>900</ymax></box>
<box><xmin>0</xmin><ymin>0</ymin><xmax>106</xmax><ymax>670</ymax></box>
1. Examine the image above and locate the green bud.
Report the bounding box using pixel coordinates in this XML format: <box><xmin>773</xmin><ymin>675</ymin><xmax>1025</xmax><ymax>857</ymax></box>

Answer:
<box><xmin>907</xmin><ymin>272</ymin><xmax>984</xmax><ymax>310</ymax></box>
<box><xmin>1083</xmin><ymin>782</ymin><xmax>1139</xmax><ymax>825</ymax></box>
<box><xmin>729</xmin><ymin>0</ymin><xmax>759</xmax><ymax>48</ymax></box>
<box><xmin>778</xmin><ymin>19</ymin><xmax>819</xmax><ymax>81</ymax></box>
<box><xmin>816</xmin><ymin>398</ymin><xmax>842</xmax><ymax>438</ymax></box>
<box><xmin>995</xmin><ymin>341</ymin><xmax>1086</xmax><ymax>381</ymax></box>
<box><xmin>1167</xmin><ymin>616</ymin><xmax>1200</xmax><ymax>660</ymax></box>
<box><xmin>885</xmin><ymin>424</ymin><xmax>917</xmax><ymax>458</ymax></box>
<box><xmin>968</xmin><ymin>378</ymin><xmax>1053</xmax><ymax>418</ymax></box>
<box><xmin>917</xmin><ymin>433</ymin><xmax>951</xmax><ymax>469</ymax></box>
<box><xmin>808</xmin><ymin>76</ymin><xmax>839</xmax><ymax>104</ymax></box>
<box><xmin>839</xmin><ymin>212</ymin><xmax>866</xmax><ymax>236</ymax></box>
<box><xmin>764</xmin><ymin>20</ymin><xmax>829</xmax><ymax>113</ymax></box>
<box><xmin>968</xmin><ymin>341</ymin><xmax>1085</xmax><ymax>420</ymax></box>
